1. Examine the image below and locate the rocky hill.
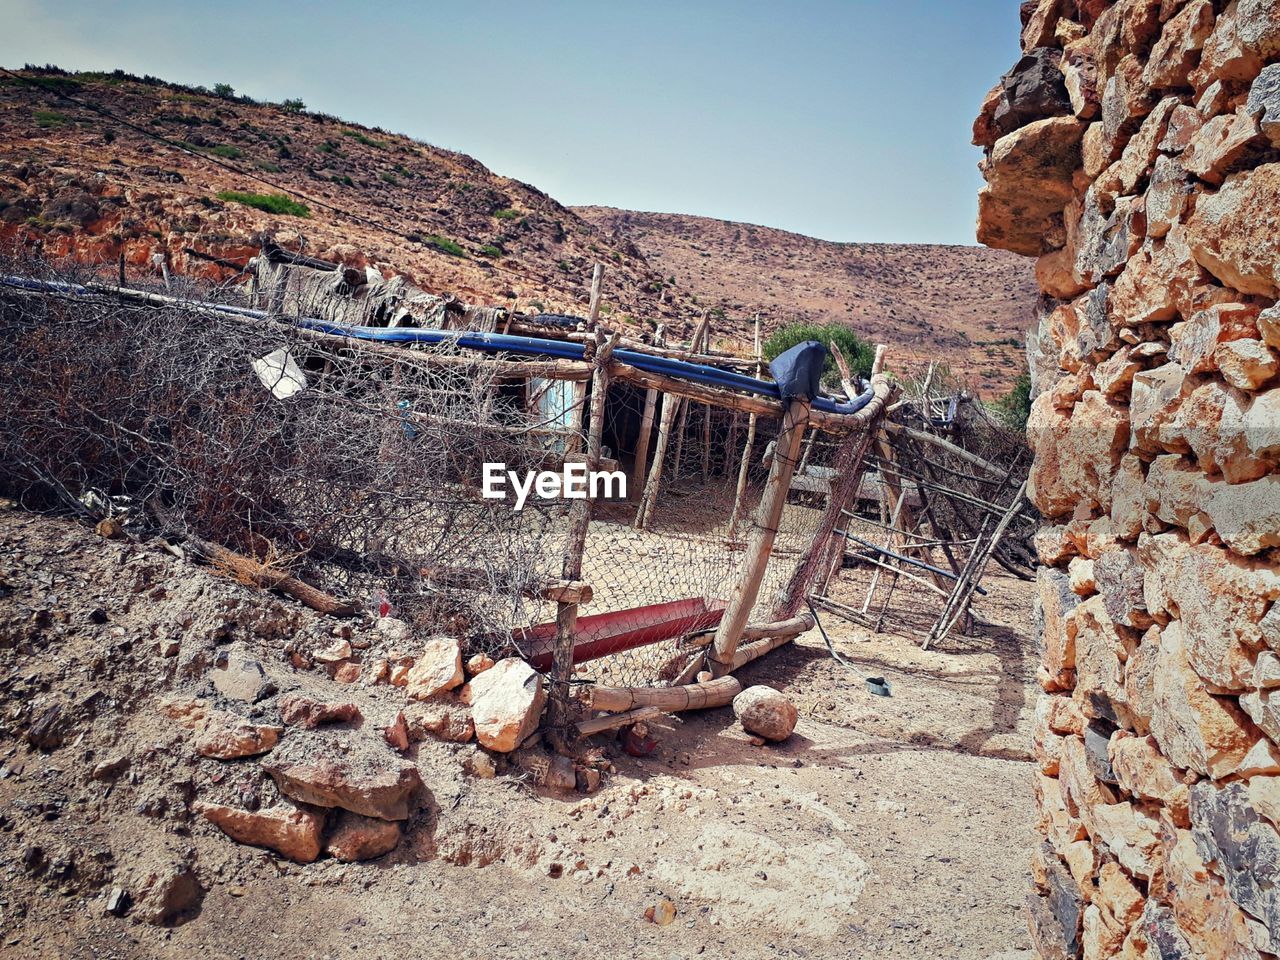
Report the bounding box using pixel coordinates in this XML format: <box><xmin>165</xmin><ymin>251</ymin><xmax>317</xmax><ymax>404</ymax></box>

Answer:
<box><xmin>576</xmin><ymin>207</ymin><xmax>1040</xmax><ymax>392</ymax></box>
<box><xmin>0</xmin><ymin>67</ymin><xmax>1036</xmax><ymax>390</ymax></box>
<box><xmin>0</xmin><ymin>68</ymin><xmax>686</xmax><ymax>327</ymax></box>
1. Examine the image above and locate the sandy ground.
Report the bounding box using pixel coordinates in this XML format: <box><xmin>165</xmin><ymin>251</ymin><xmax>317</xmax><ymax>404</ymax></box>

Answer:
<box><xmin>0</xmin><ymin>507</ymin><xmax>1038</xmax><ymax>960</ymax></box>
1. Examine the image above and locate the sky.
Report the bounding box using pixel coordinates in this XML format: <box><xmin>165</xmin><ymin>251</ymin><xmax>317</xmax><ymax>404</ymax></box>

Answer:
<box><xmin>0</xmin><ymin>0</ymin><xmax>1023</xmax><ymax>245</ymax></box>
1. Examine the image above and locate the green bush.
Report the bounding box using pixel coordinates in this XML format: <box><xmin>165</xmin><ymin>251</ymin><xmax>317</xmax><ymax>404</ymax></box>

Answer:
<box><xmin>762</xmin><ymin>323</ymin><xmax>875</xmax><ymax>386</ymax></box>
<box><xmin>208</xmin><ymin>144</ymin><xmax>242</xmax><ymax>159</ymax></box>
<box><xmin>215</xmin><ymin>191</ymin><xmax>310</xmax><ymax>218</ymax></box>
<box><xmin>425</xmin><ymin>234</ymin><xmax>466</xmax><ymax>257</ymax></box>
<box><xmin>342</xmin><ymin>129</ymin><xmax>385</xmax><ymax>149</ymax></box>
<box><xmin>477</xmin><ymin>244</ymin><xmax>503</xmax><ymax>258</ymax></box>
<box><xmin>33</xmin><ymin>110</ymin><xmax>69</xmax><ymax>128</ymax></box>
<box><xmin>493</xmin><ymin>207</ymin><xmax>520</xmax><ymax>220</ymax></box>
<box><xmin>280</xmin><ymin>98</ymin><xmax>306</xmax><ymax>113</ymax></box>
<box><xmin>991</xmin><ymin>371</ymin><xmax>1032</xmax><ymax>432</ymax></box>
<box><xmin>213</xmin><ymin>83</ymin><xmax>235</xmax><ymax>98</ymax></box>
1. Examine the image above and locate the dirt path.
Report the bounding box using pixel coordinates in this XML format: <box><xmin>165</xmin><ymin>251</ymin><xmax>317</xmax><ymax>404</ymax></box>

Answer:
<box><xmin>0</xmin><ymin>510</ymin><xmax>1038</xmax><ymax>959</ymax></box>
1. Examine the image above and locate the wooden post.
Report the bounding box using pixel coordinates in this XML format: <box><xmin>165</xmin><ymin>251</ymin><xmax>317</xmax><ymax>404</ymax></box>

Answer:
<box><xmin>671</xmin><ymin>312</ymin><xmax>710</xmax><ymax>479</ymax></box>
<box><xmin>708</xmin><ymin>396</ymin><xmax>810</xmax><ymax>677</ymax></box>
<box><xmin>630</xmin><ymin>325</ymin><xmax>664</xmax><ymax>499</ymax></box>
<box><xmin>728</xmin><ymin>315</ymin><xmax>763</xmax><ymax>535</ymax></box>
<box><xmin>634</xmin><ymin>389</ymin><xmax>680</xmax><ymax>529</ymax></box>
<box><xmin>547</xmin><ymin>329</ymin><xmax>618</xmax><ymax>752</ymax></box>
<box><xmin>700</xmin><ymin>320</ymin><xmax>712</xmax><ymax>482</ymax></box>
<box><xmin>565</xmin><ymin>265</ymin><xmax>605</xmax><ymax>455</ymax></box>
<box><xmin>587</xmin><ymin>263</ymin><xmax>604</xmax><ymax>328</ymax></box>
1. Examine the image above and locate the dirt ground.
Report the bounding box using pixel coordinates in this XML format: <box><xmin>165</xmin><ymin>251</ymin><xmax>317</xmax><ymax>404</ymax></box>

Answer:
<box><xmin>0</xmin><ymin>505</ymin><xmax>1039</xmax><ymax>960</ymax></box>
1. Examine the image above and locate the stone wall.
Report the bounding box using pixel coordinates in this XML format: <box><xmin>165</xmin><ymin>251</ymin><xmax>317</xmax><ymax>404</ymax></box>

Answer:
<box><xmin>974</xmin><ymin>1</ymin><xmax>1280</xmax><ymax>957</ymax></box>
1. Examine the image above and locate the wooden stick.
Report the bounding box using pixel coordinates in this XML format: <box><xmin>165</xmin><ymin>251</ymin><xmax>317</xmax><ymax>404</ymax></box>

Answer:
<box><xmin>729</xmin><ymin>316</ymin><xmax>764</xmax><ymax>534</ymax></box>
<box><xmin>548</xmin><ymin>330</ymin><xmax>618</xmax><ymax>749</ymax></box>
<box><xmin>187</xmin><ymin>538</ymin><xmax>358</xmax><ymax>617</ymax></box>
<box><xmin>587</xmin><ymin>263</ymin><xmax>604</xmax><ymax>328</ymax></box>
<box><xmin>632</xmin><ymin>385</ymin><xmax>659</xmax><ymax>499</ymax></box>
<box><xmin>634</xmin><ymin>388</ymin><xmax>680</xmax><ymax>529</ymax></box>
<box><xmin>590</xmin><ymin>676</ymin><xmax>742</xmax><ymax>713</ymax></box>
<box><xmin>577</xmin><ymin>705</ymin><xmax>663</xmax><ymax>736</ymax></box>
<box><xmin>708</xmin><ymin>396</ymin><xmax>810</xmax><ymax>677</ymax></box>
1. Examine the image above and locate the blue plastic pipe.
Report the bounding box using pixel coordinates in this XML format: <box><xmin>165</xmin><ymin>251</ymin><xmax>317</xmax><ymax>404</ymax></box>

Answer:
<box><xmin>1</xmin><ymin>275</ymin><xmax>876</xmax><ymax>416</ymax></box>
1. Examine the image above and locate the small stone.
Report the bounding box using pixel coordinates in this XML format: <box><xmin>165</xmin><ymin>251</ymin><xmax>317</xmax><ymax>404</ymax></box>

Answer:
<box><xmin>262</xmin><ymin>731</ymin><xmax>422</xmax><ymax>820</ymax></box>
<box><xmin>732</xmin><ymin>686</ymin><xmax>798</xmax><ymax>742</ymax></box>
<box><xmin>195</xmin><ymin>800</ymin><xmax>324</xmax><ymax>863</ymax></box>
<box><xmin>403</xmin><ymin>700</ymin><xmax>474</xmax><ymax>743</ymax></box>
<box><xmin>324</xmin><ymin>811</ymin><xmax>400</xmax><ymax>862</ymax></box>
<box><xmin>543</xmin><ymin>755</ymin><xmax>577</xmax><ymax>791</ymax></box>
<box><xmin>576</xmin><ymin>766</ymin><xmax>601</xmax><ymax>793</ymax></box>
<box><xmin>211</xmin><ymin>649</ymin><xmax>275</xmax><ymax>703</ymax></box>
<box><xmin>469</xmin><ymin>658</ymin><xmax>546</xmax><ymax>753</ymax></box>
<box><xmin>313</xmin><ymin>639</ymin><xmax>352</xmax><ymax>665</ymax></box>
<box><xmin>383</xmin><ymin>711</ymin><xmax>409</xmax><ymax>752</ymax></box>
<box><xmin>375</xmin><ymin>617</ymin><xmax>412</xmax><ymax>644</ymax></box>
<box><xmin>463</xmin><ymin>749</ymin><xmax>497</xmax><ymax>779</ymax></box>
<box><xmin>278</xmin><ymin>693</ymin><xmax>361</xmax><ymax>729</ymax></box>
<box><xmin>105</xmin><ymin>886</ymin><xmax>129</xmax><ymax>917</ymax></box>
<box><xmin>95</xmin><ymin>518</ymin><xmax>124</xmax><ymax>540</ymax></box>
<box><xmin>193</xmin><ymin>712</ymin><xmax>281</xmax><ymax>760</ymax></box>
<box><xmin>91</xmin><ymin>754</ymin><xmax>130</xmax><ymax>781</ymax></box>
<box><xmin>466</xmin><ymin>652</ymin><xmax>495</xmax><ymax>677</ymax></box>
<box><xmin>333</xmin><ymin>662</ymin><xmax>361</xmax><ymax>684</ymax></box>
<box><xmin>647</xmin><ymin>899</ymin><xmax>677</xmax><ymax>926</ymax></box>
<box><xmin>404</xmin><ymin>636</ymin><xmax>464</xmax><ymax>701</ymax></box>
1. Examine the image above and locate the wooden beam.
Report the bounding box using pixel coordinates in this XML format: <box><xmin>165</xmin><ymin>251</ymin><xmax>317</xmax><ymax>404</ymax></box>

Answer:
<box><xmin>708</xmin><ymin>396</ymin><xmax>810</xmax><ymax>677</ymax></box>
<box><xmin>590</xmin><ymin>676</ymin><xmax>742</xmax><ymax>713</ymax></box>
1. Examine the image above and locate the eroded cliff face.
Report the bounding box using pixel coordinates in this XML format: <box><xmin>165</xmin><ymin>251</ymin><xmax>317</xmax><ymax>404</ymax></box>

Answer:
<box><xmin>975</xmin><ymin>1</ymin><xmax>1280</xmax><ymax>957</ymax></box>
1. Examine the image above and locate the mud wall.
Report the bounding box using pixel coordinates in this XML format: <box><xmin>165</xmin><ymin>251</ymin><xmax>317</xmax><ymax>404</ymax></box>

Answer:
<box><xmin>974</xmin><ymin>1</ymin><xmax>1280</xmax><ymax>957</ymax></box>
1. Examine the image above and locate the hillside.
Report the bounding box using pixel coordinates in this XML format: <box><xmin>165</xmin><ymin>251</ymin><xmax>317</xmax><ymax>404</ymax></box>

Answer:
<box><xmin>0</xmin><ymin>67</ymin><xmax>1036</xmax><ymax>390</ymax></box>
<box><xmin>0</xmin><ymin>68</ymin><xmax>688</xmax><ymax>327</ymax></box>
<box><xmin>576</xmin><ymin>207</ymin><xmax>1040</xmax><ymax>392</ymax></box>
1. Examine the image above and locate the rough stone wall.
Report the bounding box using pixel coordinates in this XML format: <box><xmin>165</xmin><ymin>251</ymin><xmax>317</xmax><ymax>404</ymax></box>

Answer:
<box><xmin>974</xmin><ymin>1</ymin><xmax>1280</xmax><ymax>957</ymax></box>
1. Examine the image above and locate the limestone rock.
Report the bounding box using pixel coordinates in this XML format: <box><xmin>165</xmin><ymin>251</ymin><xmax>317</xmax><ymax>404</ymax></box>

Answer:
<box><xmin>468</xmin><ymin>658</ymin><xmax>546</xmax><ymax>753</ymax></box>
<box><xmin>324</xmin><ymin>810</ymin><xmax>400</xmax><ymax>862</ymax></box>
<box><xmin>1182</xmin><ymin>108</ymin><xmax>1264</xmax><ymax>185</ymax></box>
<box><xmin>1028</xmin><ymin>389</ymin><xmax>1129</xmax><ymax>518</ymax></box>
<box><xmin>404</xmin><ymin>636</ymin><xmax>464</xmax><ymax>701</ymax></box>
<box><xmin>1108</xmin><ymin>731</ymin><xmax>1190</xmax><ymax>821</ymax></box>
<box><xmin>1061</xmin><ymin>43</ymin><xmax>1100</xmax><ymax>119</ymax></box>
<box><xmin>1097</xmin><ymin>861</ymin><xmax>1144</xmax><ymax>927</ymax></box>
<box><xmin>1125</xmin><ymin>626</ymin><xmax>1161</xmax><ymax>735</ymax></box>
<box><xmin>1144</xmin><ymin>454</ymin><xmax>1220</xmax><ymax>533</ymax></box>
<box><xmin>193</xmin><ymin>711</ymin><xmax>280</xmax><ymax>760</ymax></box>
<box><xmin>1190</xmin><ymin>780</ymin><xmax>1280</xmax><ymax>952</ymax></box>
<box><xmin>1207</xmin><ymin>475</ymin><xmax>1280</xmax><ymax>555</ymax></box>
<box><xmin>210</xmin><ymin>648</ymin><xmax>275</xmax><ymax>703</ymax></box>
<box><xmin>1199</xmin><ymin>0</ymin><xmax>1280</xmax><ymax>86</ymax></box>
<box><xmin>977</xmin><ymin>117</ymin><xmax>1086</xmax><ymax>256</ymax></box>
<box><xmin>262</xmin><ymin>731</ymin><xmax>422</xmax><ymax>820</ymax></box>
<box><xmin>1217</xmin><ymin>338</ymin><xmax>1279</xmax><ymax>390</ymax></box>
<box><xmin>1144</xmin><ymin>0</ymin><xmax>1216</xmax><ymax>89</ymax></box>
<box><xmin>404</xmin><ymin>699</ymin><xmax>475</xmax><ymax>743</ymax></box>
<box><xmin>195</xmin><ymin>800</ymin><xmax>324</xmax><ymax>863</ymax></box>
<box><xmin>1110</xmin><ymin>454</ymin><xmax>1148</xmax><ymax>540</ymax></box>
<box><xmin>1094</xmin><ymin>546</ymin><xmax>1151</xmax><ymax>629</ymax></box>
<box><xmin>1186</xmin><ymin>164</ymin><xmax>1280</xmax><ymax>298</ymax></box>
<box><xmin>278</xmin><ymin>693</ymin><xmax>361</xmax><ymax>729</ymax></box>
<box><xmin>1149</xmin><ymin>619</ymin><xmax>1256</xmax><ymax>777</ymax></box>
<box><xmin>1037</xmin><ymin>565</ymin><xmax>1080</xmax><ymax>679</ymax></box>
<box><xmin>1071</xmin><ymin>596</ymin><xmax>1132</xmax><ymax>727</ymax></box>
<box><xmin>1247</xmin><ymin>63</ymin><xmax>1280</xmax><ymax>147</ymax></box>
<box><xmin>732</xmin><ymin>685</ymin><xmax>798</xmax><ymax>742</ymax></box>
<box><xmin>1164</xmin><ymin>825</ymin><xmax>1263</xmax><ymax>960</ymax></box>
<box><xmin>1091</xmin><ymin>799</ymin><xmax>1161</xmax><ymax>879</ymax></box>
<box><xmin>1168</xmin><ymin>302</ymin><xmax>1261</xmax><ymax>375</ymax></box>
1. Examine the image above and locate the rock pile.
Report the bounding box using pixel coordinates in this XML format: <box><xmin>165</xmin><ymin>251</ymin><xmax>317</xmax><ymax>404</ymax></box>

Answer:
<box><xmin>976</xmin><ymin>2</ymin><xmax>1280</xmax><ymax>956</ymax></box>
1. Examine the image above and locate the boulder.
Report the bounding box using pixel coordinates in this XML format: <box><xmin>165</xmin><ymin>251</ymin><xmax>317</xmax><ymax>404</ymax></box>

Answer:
<box><xmin>210</xmin><ymin>648</ymin><xmax>275</xmax><ymax>703</ymax></box>
<box><xmin>1028</xmin><ymin>389</ymin><xmax>1129</xmax><ymax>518</ymax></box>
<box><xmin>262</xmin><ymin>731</ymin><xmax>422</xmax><ymax>820</ymax></box>
<box><xmin>195</xmin><ymin>800</ymin><xmax>324</xmax><ymax>863</ymax></box>
<box><xmin>1163</xmin><ymin>825</ymin><xmax>1263</xmax><ymax>960</ymax></box>
<box><xmin>977</xmin><ymin>117</ymin><xmax>1086</xmax><ymax>256</ymax></box>
<box><xmin>1144</xmin><ymin>0</ymin><xmax>1216</xmax><ymax>89</ymax></box>
<box><xmin>404</xmin><ymin>699</ymin><xmax>475</xmax><ymax>743</ymax></box>
<box><xmin>732</xmin><ymin>685</ymin><xmax>798</xmax><ymax>742</ymax></box>
<box><xmin>193</xmin><ymin>711</ymin><xmax>281</xmax><ymax>760</ymax></box>
<box><xmin>1186</xmin><ymin>164</ymin><xmax>1280</xmax><ymax>298</ymax></box>
<box><xmin>1168</xmin><ymin>302</ymin><xmax>1261</xmax><ymax>375</ymax></box>
<box><xmin>993</xmin><ymin>48</ymin><xmax>1073</xmax><ymax>137</ymax></box>
<box><xmin>278</xmin><ymin>693</ymin><xmax>361</xmax><ymax>729</ymax></box>
<box><xmin>468</xmin><ymin>658</ymin><xmax>546</xmax><ymax>752</ymax></box>
<box><xmin>1190</xmin><ymin>780</ymin><xmax>1280</xmax><ymax>953</ymax></box>
<box><xmin>404</xmin><ymin>636</ymin><xmax>464</xmax><ymax>701</ymax></box>
<box><xmin>1248</xmin><ymin>64</ymin><xmax>1280</xmax><ymax>147</ymax></box>
<box><xmin>1070</xmin><ymin>597</ymin><xmax>1132</xmax><ymax>727</ymax></box>
<box><xmin>324</xmin><ymin>810</ymin><xmax>400</xmax><ymax>862</ymax></box>
<box><xmin>1199</xmin><ymin>0</ymin><xmax>1280</xmax><ymax>86</ymax></box>
<box><xmin>1206</xmin><ymin>476</ymin><xmax>1280</xmax><ymax>555</ymax></box>
<box><xmin>1149</xmin><ymin>619</ymin><xmax>1256</xmax><ymax>777</ymax></box>
<box><xmin>1217</xmin><ymin>338</ymin><xmax>1279</xmax><ymax>390</ymax></box>
<box><xmin>1182</xmin><ymin>108</ymin><xmax>1264</xmax><ymax>185</ymax></box>
<box><xmin>1091</xmin><ymin>799</ymin><xmax>1161</xmax><ymax>879</ymax></box>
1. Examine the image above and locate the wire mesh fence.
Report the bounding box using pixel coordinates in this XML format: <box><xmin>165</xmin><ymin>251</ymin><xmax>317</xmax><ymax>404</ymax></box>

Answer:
<box><xmin>1</xmin><ymin>254</ymin><xmax>861</xmax><ymax>692</ymax></box>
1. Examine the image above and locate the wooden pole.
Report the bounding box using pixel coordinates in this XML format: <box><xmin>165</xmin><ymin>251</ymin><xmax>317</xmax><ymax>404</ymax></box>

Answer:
<box><xmin>587</xmin><ymin>263</ymin><xmax>604</xmax><ymax>327</ymax></box>
<box><xmin>631</xmin><ymin>325</ymin><xmax>664</xmax><ymax>500</ymax></box>
<box><xmin>565</xmin><ymin>264</ymin><xmax>604</xmax><ymax>456</ymax></box>
<box><xmin>729</xmin><ymin>315</ymin><xmax>763</xmax><ymax>535</ymax></box>
<box><xmin>590</xmin><ymin>676</ymin><xmax>742</xmax><ymax>713</ymax></box>
<box><xmin>708</xmin><ymin>396</ymin><xmax>810</xmax><ymax>677</ymax></box>
<box><xmin>547</xmin><ymin>329</ymin><xmax>618</xmax><ymax>751</ymax></box>
<box><xmin>634</xmin><ymin>389</ymin><xmax>680</xmax><ymax>529</ymax></box>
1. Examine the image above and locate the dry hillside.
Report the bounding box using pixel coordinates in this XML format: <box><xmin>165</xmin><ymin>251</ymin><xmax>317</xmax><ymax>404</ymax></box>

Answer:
<box><xmin>577</xmin><ymin>207</ymin><xmax>1040</xmax><ymax>392</ymax></box>
<box><xmin>0</xmin><ymin>67</ymin><xmax>1035</xmax><ymax>390</ymax></box>
<box><xmin>0</xmin><ymin>68</ymin><xmax>686</xmax><ymax>326</ymax></box>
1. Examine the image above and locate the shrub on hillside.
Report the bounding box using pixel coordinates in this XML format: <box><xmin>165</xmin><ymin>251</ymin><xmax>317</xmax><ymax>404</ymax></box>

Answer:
<box><xmin>215</xmin><ymin>191</ymin><xmax>310</xmax><ymax>218</ymax></box>
<box><xmin>762</xmin><ymin>323</ymin><xmax>874</xmax><ymax>386</ymax></box>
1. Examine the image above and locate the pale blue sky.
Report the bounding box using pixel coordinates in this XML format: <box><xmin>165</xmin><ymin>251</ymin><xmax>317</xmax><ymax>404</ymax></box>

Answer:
<box><xmin>0</xmin><ymin>0</ymin><xmax>1022</xmax><ymax>244</ymax></box>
